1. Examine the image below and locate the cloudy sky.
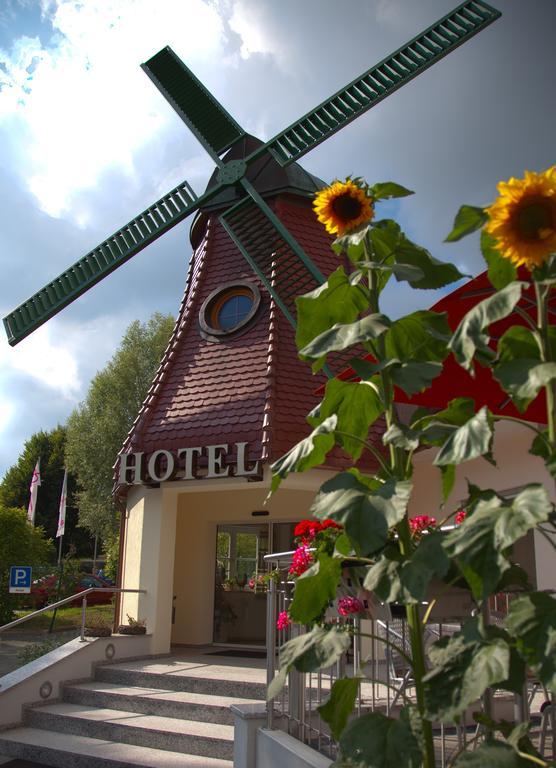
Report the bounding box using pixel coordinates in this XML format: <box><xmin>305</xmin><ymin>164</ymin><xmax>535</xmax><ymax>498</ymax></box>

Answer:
<box><xmin>0</xmin><ymin>0</ymin><xmax>554</xmax><ymax>481</ymax></box>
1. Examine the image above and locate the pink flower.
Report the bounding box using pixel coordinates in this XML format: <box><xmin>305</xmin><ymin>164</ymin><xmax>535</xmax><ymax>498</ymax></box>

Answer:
<box><xmin>276</xmin><ymin>611</ymin><xmax>291</xmax><ymax>630</ymax></box>
<box><xmin>248</xmin><ymin>579</ymin><xmax>255</xmax><ymax>590</ymax></box>
<box><xmin>455</xmin><ymin>509</ymin><xmax>466</xmax><ymax>525</ymax></box>
<box><xmin>409</xmin><ymin>515</ymin><xmax>437</xmax><ymax>535</ymax></box>
<box><xmin>338</xmin><ymin>596</ymin><xmax>365</xmax><ymax>616</ymax></box>
<box><xmin>289</xmin><ymin>545</ymin><xmax>313</xmax><ymax>576</ymax></box>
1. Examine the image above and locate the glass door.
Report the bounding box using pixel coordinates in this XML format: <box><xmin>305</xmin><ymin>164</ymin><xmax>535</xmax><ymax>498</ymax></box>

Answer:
<box><xmin>213</xmin><ymin>523</ymin><xmax>268</xmax><ymax>644</ymax></box>
<box><xmin>213</xmin><ymin>521</ymin><xmax>298</xmax><ymax>645</ymax></box>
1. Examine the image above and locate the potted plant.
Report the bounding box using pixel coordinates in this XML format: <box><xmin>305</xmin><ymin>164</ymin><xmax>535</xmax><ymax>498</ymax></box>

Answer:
<box><xmin>84</xmin><ymin>611</ymin><xmax>112</xmax><ymax>637</ymax></box>
<box><xmin>117</xmin><ymin>614</ymin><xmax>147</xmax><ymax>635</ymax></box>
<box><xmin>222</xmin><ymin>577</ymin><xmax>236</xmax><ymax>592</ymax></box>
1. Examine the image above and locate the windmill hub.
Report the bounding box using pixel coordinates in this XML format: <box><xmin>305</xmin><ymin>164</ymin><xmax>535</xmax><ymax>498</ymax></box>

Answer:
<box><xmin>216</xmin><ymin>160</ymin><xmax>247</xmax><ymax>186</ymax></box>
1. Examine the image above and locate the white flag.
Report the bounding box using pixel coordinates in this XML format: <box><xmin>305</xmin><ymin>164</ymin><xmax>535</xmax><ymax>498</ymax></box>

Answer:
<box><xmin>56</xmin><ymin>470</ymin><xmax>67</xmax><ymax>538</ymax></box>
<box><xmin>27</xmin><ymin>459</ymin><xmax>41</xmax><ymax>525</ymax></box>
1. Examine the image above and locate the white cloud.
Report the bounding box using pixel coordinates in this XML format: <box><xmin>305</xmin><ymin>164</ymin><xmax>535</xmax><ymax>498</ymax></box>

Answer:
<box><xmin>227</xmin><ymin>0</ymin><xmax>286</xmax><ymax>65</ymax></box>
<box><xmin>0</xmin><ymin>324</ymin><xmax>81</xmax><ymax>399</ymax></box>
<box><xmin>0</xmin><ymin>0</ymin><xmax>227</xmax><ymax>221</ymax></box>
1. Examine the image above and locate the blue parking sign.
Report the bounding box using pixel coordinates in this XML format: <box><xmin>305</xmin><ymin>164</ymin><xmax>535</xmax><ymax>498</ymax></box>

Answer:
<box><xmin>9</xmin><ymin>566</ymin><xmax>32</xmax><ymax>594</ymax></box>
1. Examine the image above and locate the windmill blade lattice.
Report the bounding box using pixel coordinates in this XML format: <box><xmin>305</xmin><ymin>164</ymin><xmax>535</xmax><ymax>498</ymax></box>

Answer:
<box><xmin>258</xmin><ymin>0</ymin><xmax>500</xmax><ymax>166</ymax></box>
<box><xmin>142</xmin><ymin>47</ymin><xmax>245</xmax><ymax>163</ymax></box>
<box><xmin>3</xmin><ymin>181</ymin><xmax>199</xmax><ymax>345</ymax></box>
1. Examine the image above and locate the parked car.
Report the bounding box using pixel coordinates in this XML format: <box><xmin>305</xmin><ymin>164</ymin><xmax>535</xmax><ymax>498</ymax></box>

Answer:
<box><xmin>30</xmin><ymin>573</ymin><xmax>115</xmax><ymax>608</ymax></box>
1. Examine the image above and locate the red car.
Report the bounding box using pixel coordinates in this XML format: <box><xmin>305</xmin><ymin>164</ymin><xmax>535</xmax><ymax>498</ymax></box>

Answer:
<box><xmin>31</xmin><ymin>573</ymin><xmax>115</xmax><ymax>608</ymax></box>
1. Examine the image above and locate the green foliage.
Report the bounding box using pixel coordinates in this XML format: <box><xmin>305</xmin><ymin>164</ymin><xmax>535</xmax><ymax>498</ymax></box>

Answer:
<box><xmin>311</xmin><ymin>472</ymin><xmax>411</xmax><ymax>556</ymax></box>
<box><xmin>318</xmin><ymin>677</ymin><xmax>360</xmax><ymax>741</ymax></box>
<box><xmin>449</xmin><ymin>281</ymin><xmax>525</xmax><ymax>371</ymax></box>
<box><xmin>334</xmin><ymin>708</ymin><xmax>423</xmax><ymax>768</ymax></box>
<box><xmin>505</xmin><ymin>593</ymin><xmax>556</xmax><ymax>693</ymax></box>
<box><xmin>269</xmin><ymin>176</ymin><xmax>556</xmax><ymax>767</ymax></box>
<box><xmin>0</xmin><ymin>506</ymin><xmax>54</xmax><ymax>623</ymax></box>
<box><xmin>65</xmin><ymin>313</ymin><xmax>174</xmax><ymax>540</ymax></box>
<box><xmin>0</xmin><ymin>427</ymin><xmax>90</xmax><ymax>555</ymax></box>
<box><xmin>289</xmin><ymin>553</ymin><xmax>342</xmax><ymax>624</ymax></box>
<box><xmin>445</xmin><ymin>205</ymin><xmax>488</xmax><ymax>242</ymax></box>
<box><xmin>268</xmin><ymin>625</ymin><xmax>350</xmax><ymax>700</ymax></box>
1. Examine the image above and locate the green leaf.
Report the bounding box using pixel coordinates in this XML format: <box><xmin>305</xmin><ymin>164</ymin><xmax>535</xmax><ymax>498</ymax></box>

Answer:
<box><xmin>505</xmin><ymin>592</ymin><xmax>556</xmax><ymax>694</ymax></box>
<box><xmin>310</xmin><ymin>472</ymin><xmax>412</xmax><ymax>556</ymax></box>
<box><xmin>364</xmin><ymin>533</ymin><xmax>449</xmax><ymax>604</ymax></box>
<box><xmin>418</xmin><ymin>397</ymin><xmax>477</xmax><ymax>446</ymax></box>
<box><xmin>448</xmin><ymin>281</ymin><xmax>525</xmax><ymax>371</ymax></box>
<box><xmin>481</xmin><ymin>230</ymin><xmax>517</xmax><ymax>289</ymax></box>
<box><xmin>424</xmin><ymin>617</ymin><xmax>511</xmax><ymax>722</ymax></box>
<box><xmin>370</xmin><ymin>181</ymin><xmax>414</xmax><ymax>201</ymax></box>
<box><xmin>443</xmin><ymin>499</ymin><xmax>508</xmax><ymax>600</ymax></box>
<box><xmin>295</xmin><ymin>266</ymin><xmax>368</xmax><ymax>352</ymax></box>
<box><xmin>299</xmin><ymin>313</ymin><xmax>390</xmax><ymax>371</ymax></box>
<box><xmin>269</xmin><ymin>416</ymin><xmax>337</xmax><ymax>494</ymax></box>
<box><xmin>383</xmin><ymin>423</ymin><xmax>420</xmax><ymax>451</ymax></box>
<box><xmin>442</xmin><ymin>486</ymin><xmax>551</xmax><ymax>600</ymax></box>
<box><xmin>319</xmin><ymin>378</ymin><xmax>384</xmax><ymax>460</ymax></box>
<box><xmin>332</xmin><ymin>224</ymin><xmax>372</xmax><ymax>263</ymax></box>
<box><xmin>493</xmin><ymin>325</ymin><xmax>555</xmax><ymax>411</ymax></box>
<box><xmin>289</xmin><ymin>553</ymin><xmax>342</xmax><ymax>624</ymax></box>
<box><xmin>532</xmin><ymin>252</ymin><xmax>556</xmax><ymax>285</ymax></box>
<box><xmin>336</xmin><ymin>708</ymin><xmax>422</xmax><ymax>768</ymax></box>
<box><xmin>434</xmin><ymin>406</ymin><xmax>493</xmax><ymax>467</ymax></box>
<box><xmin>318</xmin><ymin>677</ymin><xmax>360</xmax><ymax>741</ymax></box>
<box><xmin>385</xmin><ymin>310</ymin><xmax>451</xmax><ymax>363</ymax></box>
<box><xmin>453</xmin><ymin>740</ymin><xmax>531</xmax><ymax>767</ymax></box>
<box><xmin>393</xmin><ymin>236</ymin><xmax>467</xmax><ymax>289</ymax></box>
<box><xmin>495</xmin><ymin>485</ymin><xmax>553</xmax><ymax>549</ymax></box>
<box><xmin>530</xmin><ymin>431</ymin><xmax>556</xmax><ymax>477</ymax></box>
<box><xmin>445</xmin><ymin>205</ymin><xmax>488</xmax><ymax>242</ymax></box>
<box><xmin>494</xmin><ymin>360</ymin><xmax>556</xmax><ymax>412</ymax></box>
<box><xmin>369</xmin><ymin>218</ymin><xmax>401</xmax><ymax>260</ymax></box>
<box><xmin>440</xmin><ymin>464</ymin><xmax>456</xmax><ymax>503</ymax></box>
<box><xmin>268</xmin><ymin>625</ymin><xmax>351</xmax><ymax>700</ymax></box>
<box><xmin>391</xmin><ymin>361</ymin><xmax>443</xmax><ymax>396</ymax></box>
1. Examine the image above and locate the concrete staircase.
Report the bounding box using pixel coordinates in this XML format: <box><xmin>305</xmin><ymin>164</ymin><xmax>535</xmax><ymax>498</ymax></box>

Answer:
<box><xmin>0</xmin><ymin>654</ymin><xmax>267</xmax><ymax>767</ymax></box>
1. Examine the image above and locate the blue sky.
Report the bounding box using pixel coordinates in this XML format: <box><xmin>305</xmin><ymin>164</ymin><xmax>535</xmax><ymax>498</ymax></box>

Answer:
<box><xmin>0</xmin><ymin>0</ymin><xmax>554</xmax><ymax>480</ymax></box>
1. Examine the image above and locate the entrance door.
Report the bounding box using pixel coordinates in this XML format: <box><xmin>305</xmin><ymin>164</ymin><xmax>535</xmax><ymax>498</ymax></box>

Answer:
<box><xmin>213</xmin><ymin>522</ymin><xmax>296</xmax><ymax>645</ymax></box>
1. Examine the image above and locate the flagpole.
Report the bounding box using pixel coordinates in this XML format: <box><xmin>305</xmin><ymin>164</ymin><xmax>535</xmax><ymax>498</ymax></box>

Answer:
<box><xmin>49</xmin><ymin>470</ymin><xmax>68</xmax><ymax>634</ymax></box>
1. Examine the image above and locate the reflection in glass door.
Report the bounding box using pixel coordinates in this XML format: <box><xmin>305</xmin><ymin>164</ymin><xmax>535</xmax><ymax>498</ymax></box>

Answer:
<box><xmin>213</xmin><ymin>522</ymin><xmax>296</xmax><ymax>645</ymax></box>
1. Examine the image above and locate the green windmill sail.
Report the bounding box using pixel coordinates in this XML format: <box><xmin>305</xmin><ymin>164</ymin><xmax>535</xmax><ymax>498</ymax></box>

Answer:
<box><xmin>3</xmin><ymin>0</ymin><xmax>501</xmax><ymax>347</ymax></box>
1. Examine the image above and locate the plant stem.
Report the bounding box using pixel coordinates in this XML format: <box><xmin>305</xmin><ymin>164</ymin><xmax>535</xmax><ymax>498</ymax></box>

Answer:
<box><xmin>364</xmin><ymin>238</ymin><xmax>436</xmax><ymax>768</ymax></box>
<box><xmin>535</xmin><ymin>281</ymin><xmax>556</xmax><ymax>447</ymax></box>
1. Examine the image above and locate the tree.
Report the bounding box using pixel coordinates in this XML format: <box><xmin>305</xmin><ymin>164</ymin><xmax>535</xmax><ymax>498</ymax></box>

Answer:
<box><xmin>0</xmin><ymin>506</ymin><xmax>55</xmax><ymax>623</ymax></box>
<box><xmin>0</xmin><ymin>426</ymin><xmax>90</xmax><ymax>556</ymax></box>
<box><xmin>65</xmin><ymin>313</ymin><xmax>174</xmax><ymax>542</ymax></box>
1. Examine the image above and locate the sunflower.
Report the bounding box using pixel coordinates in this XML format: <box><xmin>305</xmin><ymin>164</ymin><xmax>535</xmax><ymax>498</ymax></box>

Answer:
<box><xmin>485</xmin><ymin>166</ymin><xmax>556</xmax><ymax>270</ymax></box>
<box><xmin>313</xmin><ymin>179</ymin><xmax>374</xmax><ymax>237</ymax></box>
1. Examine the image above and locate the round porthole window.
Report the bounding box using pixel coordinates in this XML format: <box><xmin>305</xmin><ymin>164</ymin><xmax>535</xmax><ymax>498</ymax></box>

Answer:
<box><xmin>199</xmin><ymin>282</ymin><xmax>261</xmax><ymax>339</ymax></box>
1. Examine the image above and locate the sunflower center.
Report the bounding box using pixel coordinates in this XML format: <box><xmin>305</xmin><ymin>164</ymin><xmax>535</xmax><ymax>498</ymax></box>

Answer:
<box><xmin>516</xmin><ymin>198</ymin><xmax>554</xmax><ymax>240</ymax></box>
<box><xmin>331</xmin><ymin>192</ymin><xmax>363</xmax><ymax>223</ymax></box>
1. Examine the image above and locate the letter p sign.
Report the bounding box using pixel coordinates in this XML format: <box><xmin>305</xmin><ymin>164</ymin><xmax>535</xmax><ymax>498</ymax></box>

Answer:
<box><xmin>9</xmin><ymin>566</ymin><xmax>32</xmax><ymax>593</ymax></box>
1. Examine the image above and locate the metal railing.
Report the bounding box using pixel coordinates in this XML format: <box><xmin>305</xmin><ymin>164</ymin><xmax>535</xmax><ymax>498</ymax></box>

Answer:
<box><xmin>0</xmin><ymin>588</ymin><xmax>146</xmax><ymax>642</ymax></box>
<box><xmin>264</xmin><ymin>551</ymin><xmax>555</xmax><ymax>765</ymax></box>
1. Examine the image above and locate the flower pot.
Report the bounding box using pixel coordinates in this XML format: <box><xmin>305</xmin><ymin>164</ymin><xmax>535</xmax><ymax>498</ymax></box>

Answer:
<box><xmin>84</xmin><ymin>627</ymin><xmax>111</xmax><ymax>637</ymax></box>
<box><xmin>117</xmin><ymin>624</ymin><xmax>147</xmax><ymax>635</ymax></box>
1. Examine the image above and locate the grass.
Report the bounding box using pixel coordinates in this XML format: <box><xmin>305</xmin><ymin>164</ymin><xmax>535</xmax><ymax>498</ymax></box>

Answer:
<box><xmin>12</xmin><ymin>603</ymin><xmax>115</xmax><ymax>633</ymax></box>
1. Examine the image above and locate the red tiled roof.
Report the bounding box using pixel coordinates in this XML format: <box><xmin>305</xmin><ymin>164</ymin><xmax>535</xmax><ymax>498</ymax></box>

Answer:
<box><xmin>116</xmin><ymin>195</ymin><xmax>383</xmax><ymax>496</ymax></box>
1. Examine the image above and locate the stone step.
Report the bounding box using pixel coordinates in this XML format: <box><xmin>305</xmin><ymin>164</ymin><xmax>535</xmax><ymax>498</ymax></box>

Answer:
<box><xmin>24</xmin><ymin>702</ymin><xmax>235</xmax><ymax>760</ymax></box>
<box><xmin>0</xmin><ymin>727</ymin><xmax>233</xmax><ymax>768</ymax></box>
<box><xmin>94</xmin><ymin>660</ymin><xmax>267</xmax><ymax>700</ymax></box>
<box><xmin>63</xmin><ymin>680</ymin><xmax>261</xmax><ymax>724</ymax></box>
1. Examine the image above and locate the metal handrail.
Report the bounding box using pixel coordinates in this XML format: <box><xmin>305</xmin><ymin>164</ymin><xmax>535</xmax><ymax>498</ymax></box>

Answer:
<box><xmin>0</xmin><ymin>588</ymin><xmax>146</xmax><ymax>641</ymax></box>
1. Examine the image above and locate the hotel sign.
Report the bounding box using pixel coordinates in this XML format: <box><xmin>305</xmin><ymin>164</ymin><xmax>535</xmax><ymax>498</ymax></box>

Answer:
<box><xmin>118</xmin><ymin>442</ymin><xmax>261</xmax><ymax>485</ymax></box>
